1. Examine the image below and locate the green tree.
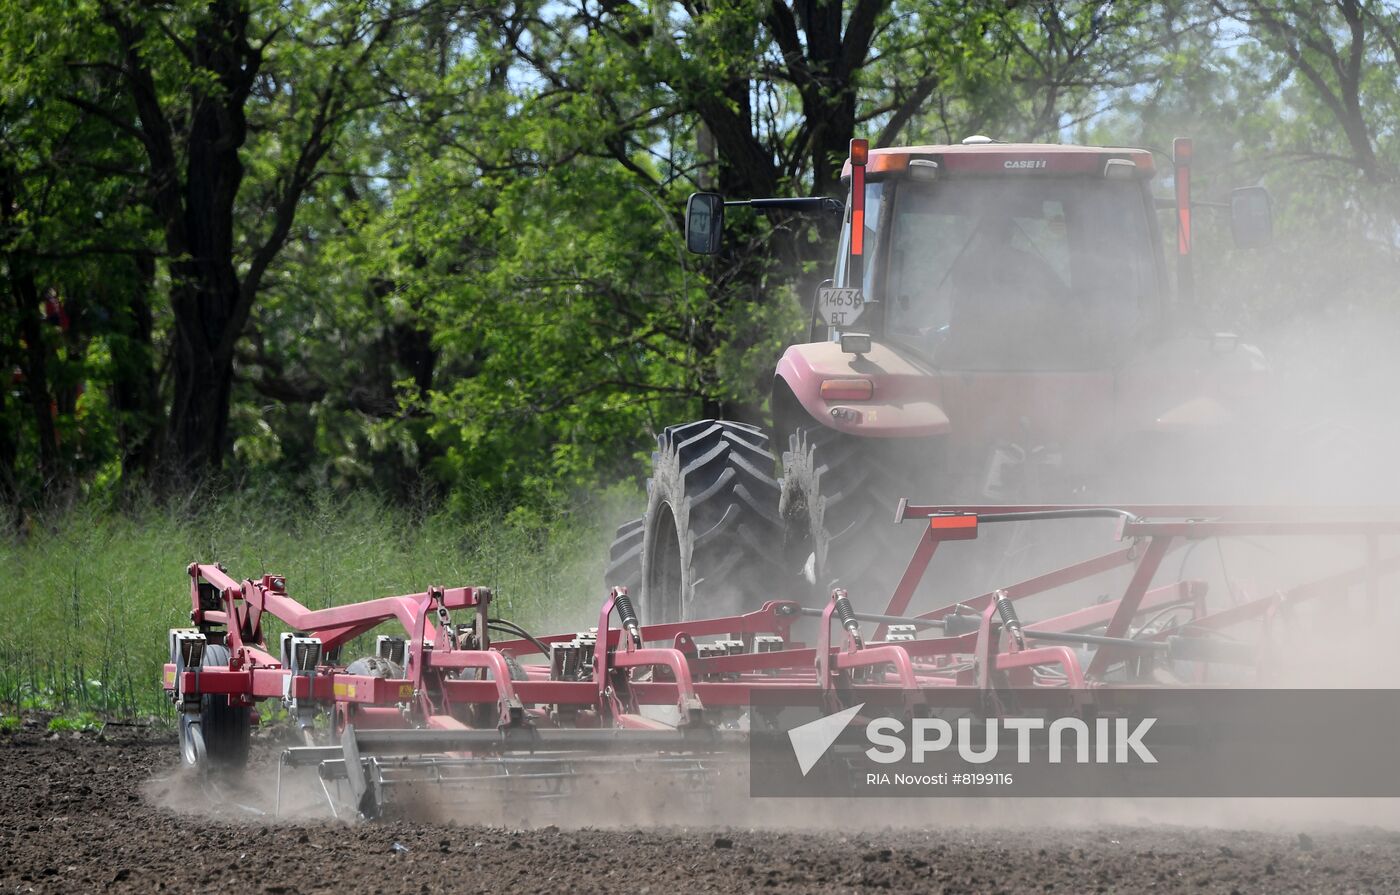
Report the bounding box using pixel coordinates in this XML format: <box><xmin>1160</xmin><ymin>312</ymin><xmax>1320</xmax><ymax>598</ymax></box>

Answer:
<box><xmin>1</xmin><ymin>7</ymin><xmax>161</xmax><ymax>507</ymax></box>
<box><xmin>46</xmin><ymin>0</ymin><xmax>465</xmax><ymax>482</ymax></box>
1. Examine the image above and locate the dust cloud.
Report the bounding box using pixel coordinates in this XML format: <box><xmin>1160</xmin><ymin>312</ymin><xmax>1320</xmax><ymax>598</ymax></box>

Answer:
<box><xmin>159</xmin><ymin>229</ymin><xmax>1400</xmax><ymax>837</ymax></box>
<box><xmin>153</xmin><ymin>747</ymin><xmax>1400</xmax><ymax>835</ymax></box>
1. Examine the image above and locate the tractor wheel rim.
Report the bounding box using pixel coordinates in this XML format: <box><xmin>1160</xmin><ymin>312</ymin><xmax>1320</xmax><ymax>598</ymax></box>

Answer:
<box><xmin>647</xmin><ymin>501</ymin><xmax>683</xmax><ymax>623</ymax></box>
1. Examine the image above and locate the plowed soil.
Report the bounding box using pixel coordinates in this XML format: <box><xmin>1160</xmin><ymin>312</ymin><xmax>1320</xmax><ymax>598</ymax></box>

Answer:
<box><xmin>4</xmin><ymin>721</ymin><xmax>1400</xmax><ymax>894</ymax></box>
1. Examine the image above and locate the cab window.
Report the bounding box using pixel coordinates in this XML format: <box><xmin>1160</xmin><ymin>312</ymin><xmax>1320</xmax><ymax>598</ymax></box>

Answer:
<box><xmin>885</xmin><ymin>177</ymin><xmax>1155</xmax><ymax>370</ymax></box>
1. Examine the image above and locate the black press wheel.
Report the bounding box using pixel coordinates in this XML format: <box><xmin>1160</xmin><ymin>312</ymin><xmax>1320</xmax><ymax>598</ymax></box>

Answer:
<box><xmin>178</xmin><ymin>643</ymin><xmax>250</xmax><ymax>771</ymax></box>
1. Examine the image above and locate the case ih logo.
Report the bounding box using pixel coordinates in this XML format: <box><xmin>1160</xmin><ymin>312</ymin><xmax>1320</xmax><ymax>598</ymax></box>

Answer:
<box><xmin>1004</xmin><ymin>159</ymin><xmax>1048</xmax><ymax>169</ymax></box>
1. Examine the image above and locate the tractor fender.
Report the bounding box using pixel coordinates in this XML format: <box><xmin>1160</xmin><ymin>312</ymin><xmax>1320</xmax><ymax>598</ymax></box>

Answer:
<box><xmin>773</xmin><ymin>341</ymin><xmax>951</xmax><ymax>438</ymax></box>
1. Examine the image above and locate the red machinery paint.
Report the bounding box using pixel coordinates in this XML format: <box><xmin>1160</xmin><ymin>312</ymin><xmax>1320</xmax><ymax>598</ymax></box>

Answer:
<box><xmin>165</xmin><ymin>503</ymin><xmax>1400</xmax><ymax>818</ymax></box>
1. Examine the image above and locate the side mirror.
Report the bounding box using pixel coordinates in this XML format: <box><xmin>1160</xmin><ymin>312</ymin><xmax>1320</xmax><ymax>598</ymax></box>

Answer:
<box><xmin>685</xmin><ymin>192</ymin><xmax>725</xmax><ymax>255</ymax></box>
<box><xmin>1230</xmin><ymin>186</ymin><xmax>1273</xmax><ymax>249</ymax></box>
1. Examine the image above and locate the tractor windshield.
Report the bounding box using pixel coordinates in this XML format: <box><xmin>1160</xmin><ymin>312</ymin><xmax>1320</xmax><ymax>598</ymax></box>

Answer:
<box><xmin>884</xmin><ymin>176</ymin><xmax>1159</xmax><ymax>370</ymax></box>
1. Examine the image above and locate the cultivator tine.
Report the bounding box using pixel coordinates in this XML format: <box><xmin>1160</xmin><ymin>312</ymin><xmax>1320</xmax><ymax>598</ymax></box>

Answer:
<box><xmin>341</xmin><ymin>725</ymin><xmax>372</xmax><ymax>817</ymax></box>
<box><xmin>320</xmin><ymin>777</ymin><xmax>340</xmax><ymax>820</ymax></box>
<box><xmin>279</xmin><ymin>724</ymin><xmax>757</xmax><ymax>818</ymax></box>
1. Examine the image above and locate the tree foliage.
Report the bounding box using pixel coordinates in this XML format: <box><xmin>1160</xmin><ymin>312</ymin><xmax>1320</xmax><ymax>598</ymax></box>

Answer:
<box><xmin>2</xmin><ymin>0</ymin><xmax>1398</xmax><ymax>513</ymax></box>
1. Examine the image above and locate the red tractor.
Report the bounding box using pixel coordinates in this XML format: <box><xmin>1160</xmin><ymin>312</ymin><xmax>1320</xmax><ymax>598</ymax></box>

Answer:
<box><xmin>609</xmin><ymin>136</ymin><xmax>1274</xmax><ymax>623</ymax></box>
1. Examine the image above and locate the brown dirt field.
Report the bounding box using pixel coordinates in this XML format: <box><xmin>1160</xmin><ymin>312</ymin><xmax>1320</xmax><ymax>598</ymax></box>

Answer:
<box><xmin>4</xmin><ymin>722</ymin><xmax>1400</xmax><ymax>894</ymax></box>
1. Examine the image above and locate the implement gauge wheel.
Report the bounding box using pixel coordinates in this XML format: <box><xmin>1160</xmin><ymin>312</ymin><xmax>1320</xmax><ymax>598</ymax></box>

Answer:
<box><xmin>177</xmin><ymin>643</ymin><xmax>250</xmax><ymax>771</ymax></box>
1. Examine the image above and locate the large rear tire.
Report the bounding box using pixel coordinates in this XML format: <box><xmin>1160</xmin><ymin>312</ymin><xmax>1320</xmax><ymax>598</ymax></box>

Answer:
<box><xmin>603</xmin><ymin>517</ymin><xmax>644</xmax><ymax>593</ymax></box>
<box><xmin>780</xmin><ymin>426</ymin><xmax>926</xmax><ymax>607</ymax></box>
<box><xmin>641</xmin><ymin>420</ymin><xmax>784</xmax><ymax>623</ymax></box>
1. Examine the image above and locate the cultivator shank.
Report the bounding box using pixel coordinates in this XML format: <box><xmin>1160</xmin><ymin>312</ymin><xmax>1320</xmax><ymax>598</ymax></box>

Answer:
<box><xmin>163</xmin><ymin>503</ymin><xmax>1400</xmax><ymax>818</ymax></box>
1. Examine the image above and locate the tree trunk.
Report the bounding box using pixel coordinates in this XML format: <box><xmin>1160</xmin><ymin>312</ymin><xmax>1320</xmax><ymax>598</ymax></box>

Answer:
<box><xmin>1</xmin><ymin>165</ymin><xmax>58</xmax><ymax>494</ymax></box>
<box><xmin>111</xmin><ymin>255</ymin><xmax>161</xmax><ymax>479</ymax></box>
<box><xmin>167</xmin><ymin>280</ymin><xmax>239</xmax><ymax>478</ymax></box>
<box><xmin>11</xmin><ymin>271</ymin><xmax>59</xmax><ymax>484</ymax></box>
<box><xmin>151</xmin><ymin>0</ymin><xmax>257</xmax><ymax>479</ymax></box>
<box><xmin>0</xmin><ymin>315</ymin><xmax>18</xmax><ymax>512</ymax></box>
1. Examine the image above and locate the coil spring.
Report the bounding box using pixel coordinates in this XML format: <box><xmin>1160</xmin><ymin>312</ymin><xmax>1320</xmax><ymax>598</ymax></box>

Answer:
<box><xmin>614</xmin><ymin>590</ymin><xmax>642</xmax><ymax>646</ymax></box>
<box><xmin>833</xmin><ymin>588</ymin><xmax>863</xmax><ymax>647</ymax></box>
<box><xmin>614</xmin><ymin>592</ymin><xmax>639</xmax><ymax>629</ymax></box>
<box><xmin>994</xmin><ymin>589</ymin><xmax>1025</xmax><ymax>649</ymax></box>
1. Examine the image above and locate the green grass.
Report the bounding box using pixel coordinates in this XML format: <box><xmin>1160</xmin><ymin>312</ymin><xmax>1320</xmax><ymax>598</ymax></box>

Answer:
<box><xmin>46</xmin><ymin>711</ymin><xmax>102</xmax><ymax>733</ymax></box>
<box><xmin>0</xmin><ymin>486</ymin><xmax>640</xmax><ymax>719</ymax></box>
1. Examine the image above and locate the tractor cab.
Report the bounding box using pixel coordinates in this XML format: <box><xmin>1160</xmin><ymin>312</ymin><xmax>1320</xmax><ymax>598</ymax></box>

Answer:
<box><xmin>687</xmin><ymin>137</ymin><xmax>1272</xmax><ymax>371</ymax></box>
<box><xmin>830</xmin><ymin>143</ymin><xmax>1166</xmax><ymax>372</ymax></box>
<box><xmin>646</xmin><ymin>137</ymin><xmax>1274</xmax><ymax>625</ymax></box>
<box><xmin>684</xmin><ymin>137</ymin><xmax>1272</xmax><ymax>480</ymax></box>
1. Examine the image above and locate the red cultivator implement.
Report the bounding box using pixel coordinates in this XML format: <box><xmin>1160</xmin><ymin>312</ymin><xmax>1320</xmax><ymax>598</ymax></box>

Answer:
<box><xmin>163</xmin><ymin>503</ymin><xmax>1400</xmax><ymax>818</ymax></box>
